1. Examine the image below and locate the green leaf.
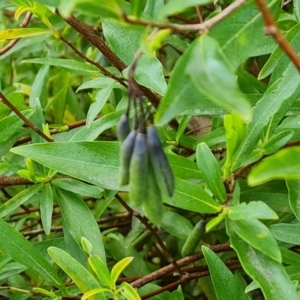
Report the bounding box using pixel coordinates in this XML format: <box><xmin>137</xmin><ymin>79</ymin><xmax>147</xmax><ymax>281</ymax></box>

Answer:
<box><xmin>270</xmin><ymin>223</ymin><xmax>300</xmax><ymax>245</ymax></box>
<box><xmin>56</xmin><ymin>189</ymin><xmax>106</xmax><ymax>264</ymax></box>
<box><xmin>160</xmin><ymin>211</ymin><xmax>193</xmax><ymax>240</ymax></box>
<box><xmin>259</xmin><ymin>23</ymin><xmax>300</xmax><ymax>80</ymax></box>
<box><xmin>228</xmin><ymin>201</ymin><xmax>278</xmax><ymax>220</ymax></box>
<box><xmin>232</xmin><ymin>60</ymin><xmax>300</xmax><ymax>171</ymax></box>
<box><xmin>0</xmin><ymin>28</ymin><xmax>51</xmax><ymax>42</ymax></box>
<box><xmin>170</xmin><ymin>178</ymin><xmax>222</xmax><ymax>214</ymax></box>
<box><xmin>86</xmin><ymin>83</ymin><xmax>114</xmax><ymax>128</ymax></box>
<box><xmin>11</xmin><ymin>141</ymin><xmax>121</xmax><ymax>190</ymax></box>
<box><xmin>229</xmin><ymin>218</ymin><xmax>281</xmax><ymax>262</ymax></box>
<box><xmin>111</xmin><ymin>257</ymin><xmax>133</xmax><ymax>285</ymax></box>
<box><xmin>0</xmin><ymin>219</ymin><xmax>63</xmax><ymax>287</ymax></box>
<box><xmin>227</xmin><ymin>220</ymin><xmax>298</xmax><ymax>300</ymax></box>
<box><xmin>223</xmin><ymin>112</ymin><xmax>248</xmax><ymax>179</ymax></box>
<box><xmin>119</xmin><ymin>282</ymin><xmax>141</xmax><ymax>300</ymax></box>
<box><xmin>22</xmin><ymin>57</ymin><xmax>99</xmax><ymax>75</ymax></box>
<box><xmin>281</xmin><ymin>247</ymin><xmax>300</xmax><ymax>269</ymax></box>
<box><xmin>248</xmin><ymin>146</ymin><xmax>300</xmax><ymax>186</ymax></box>
<box><xmin>102</xmin><ymin>21</ymin><xmax>166</xmax><ymax>95</ymax></box>
<box><xmin>48</xmin><ymin>247</ymin><xmax>102</xmax><ymax>299</ymax></box>
<box><xmin>155</xmin><ymin>39</ymin><xmax>223</xmax><ymax>126</ymax></box>
<box><xmin>196</xmin><ymin>142</ymin><xmax>226</xmax><ymax>203</ymax></box>
<box><xmin>70</xmin><ymin>110</ymin><xmax>124</xmax><ymax>141</ymax></box>
<box><xmin>88</xmin><ymin>255</ymin><xmax>112</xmax><ymax>288</ymax></box>
<box><xmin>29</xmin><ymin>65</ymin><xmax>49</xmax><ymax>143</ymax></box>
<box><xmin>158</xmin><ymin>0</ymin><xmax>212</xmax><ymax>19</ymax></box>
<box><xmin>210</xmin><ymin>0</ymin><xmax>278</xmax><ymax>70</ymax></box>
<box><xmin>0</xmin><ymin>184</ymin><xmax>43</xmax><ymax>218</ymax></box>
<box><xmin>169</xmin><ymin>286</ymin><xmax>184</xmax><ymax>300</ymax></box>
<box><xmin>51</xmin><ymin>178</ymin><xmax>103</xmax><ymax>198</ymax></box>
<box><xmin>287</xmin><ymin>179</ymin><xmax>300</xmax><ymax>221</ymax></box>
<box><xmin>202</xmin><ymin>246</ymin><xmax>248</xmax><ymax>300</ymax></box>
<box><xmin>40</xmin><ymin>183</ymin><xmax>53</xmax><ymax>235</ymax></box>
<box><xmin>186</xmin><ymin>35</ymin><xmax>251</xmax><ymax>119</ymax></box>
<box><xmin>263</xmin><ymin>130</ymin><xmax>293</xmax><ymax>155</ymax></box>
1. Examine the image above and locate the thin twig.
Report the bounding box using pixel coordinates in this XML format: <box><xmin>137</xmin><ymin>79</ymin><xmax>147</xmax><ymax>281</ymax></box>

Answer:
<box><xmin>59</xmin><ymin>34</ymin><xmax>128</xmax><ymax>89</ymax></box>
<box><xmin>0</xmin><ymin>12</ymin><xmax>32</xmax><ymax>55</ymax></box>
<box><xmin>122</xmin><ymin>0</ymin><xmax>246</xmax><ymax>33</ymax></box>
<box><xmin>115</xmin><ymin>194</ymin><xmax>184</xmax><ymax>276</ymax></box>
<box><xmin>255</xmin><ymin>0</ymin><xmax>300</xmax><ymax>72</ymax></box>
<box><xmin>0</xmin><ymin>92</ymin><xmax>53</xmax><ymax>142</ymax></box>
<box><xmin>55</xmin><ymin>10</ymin><xmax>161</xmax><ymax>109</ymax></box>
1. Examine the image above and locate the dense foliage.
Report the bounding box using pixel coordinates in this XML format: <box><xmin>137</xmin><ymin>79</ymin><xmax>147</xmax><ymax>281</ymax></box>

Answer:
<box><xmin>1</xmin><ymin>0</ymin><xmax>300</xmax><ymax>299</ymax></box>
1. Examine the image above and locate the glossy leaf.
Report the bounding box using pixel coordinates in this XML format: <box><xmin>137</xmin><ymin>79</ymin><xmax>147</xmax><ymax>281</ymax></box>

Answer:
<box><xmin>210</xmin><ymin>0</ymin><xmax>278</xmax><ymax>70</ymax></box>
<box><xmin>170</xmin><ymin>178</ymin><xmax>222</xmax><ymax>214</ymax></box>
<box><xmin>155</xmin><ymin>38</ymin><xmax>223</xmax><ymax>126</ymax></box>
<box><xmin>227</xmin><ymin>220</ymin><xmax>298</xmax><ymax>300</ymax></box>
<box><xmin>119</xmin><ymin>282</ymin><xmax>141</xmax><ymax>300</ymax></box>
<box><xmin>102</xmin><ymin>21</ymin><xmax>167</xmax><ymax>95</ymax></box>
<box><xmin>186</xmin><ymin>35</ymin><xmax>251</xmax><ymax>119</ymax></box>
<box><xmin>263</xmin><ymin>130</ymin><xmax>293</xmax><ymax>155</ymax></box>
<box><xmin>196</xmin><ymin>142</ymin><xmax>226</xmax><ymax>203</ymax></box>
<box><xmin>270</xmin><ymin>223</ymin><xmax>300</xmax><ymax>245</ymax></box>
<box><xmin>40</xmin><ymin>183</ymin><xmax>53</xmax><ymax>235</ymax></box>
<box><xmin>160</xmin><ymin>211</ymin><xmax>193</xmax><ymax>240</ymax></box>
<box><xmin>248</xmin><ymin>146</ymin><xmax>300</xmax><ymax>186</ymax></box>
<box><xmin>0</xmin><ymin>219</ymin><xmax>63</xmax><ymax>287</ymax></box>
<box><xmin>228</xmin><ymin>201</ymin><xmax>278</xmax><ymax>220</ymax></box>
<box><xmin>232</xmin><ymin>61</ymin><xmax>300</xmax><ymax>171</ymax></box>
<box><xmin>111</xmin><ymin>257</ymin><xmax>133</xmax><ymax>285</ymax></box>
<box><xmin>0</xmin><ymin>184</ymin><xmax>43</xmax><ymax>218</ymax></box>
<box><xmin>286</xmin><ymin>179</ymin><xmax>300</xmax><ymax>221</ymax></box>
<box><xmin>88</xmin><ymin>255</ymin><xmax>112</xmax><ymax>288</ymax></box>
<box><xmin>0</xmin><ymin>28</ymin><xmax>51</xmax><ymax>42</ymax></box>
<box><xmin>11</xmin><ymin>141</ymin><xmax>121</xmax><ymax>190</ymax></box>
<box><xmin>51</xmin><ymin>178</ymin><xmax>103</xmax><ymax>198</ymax></box>
<box><xmin>202</xmin><ymin>246</ymin><xmax>248</xmax><ymax>300</ymax></box>
<box><xmin>70</xmin><ymin>110</ymin><xmax>124</xmax><ymax>141</ymax></box>
<box><xmin>22</xmin><ymin>57</ymin><xmax>99</xmax><ymax>75</ymax></box>
<box><xmin>56</xmin><ymin>189</ymin><xmax>106</xmax><ymax>264</ymax></box>
<box><xmin>86</xmin><ymin>83</ymin><xmax>114</xmax><ymax>127</ymax></box>
<box><xmin>48</xmin><ymin>247</ymin><xmax>103</xmax><ymax>299</ymax></box>
<box><xmin>230</xmin><ymin>218</ymin><xmax>281</xmax><ymax>262</ymax></box>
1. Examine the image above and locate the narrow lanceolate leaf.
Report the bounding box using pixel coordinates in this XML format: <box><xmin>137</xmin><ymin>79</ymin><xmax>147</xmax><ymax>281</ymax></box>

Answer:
<box><xmin>210</xmin><ymin>0</ymin><xmax>279</xmax><ymax>70</ymax></box>
<box><xmin>0</xmin><ymin>184</ymin><xmax>43</xmax><ymax>218</ymax></box>
<box><xmin>196</xmin><ymin>142</ymin><xmax>226</xmax><ymax>203</ymax></box>
<box><xmin>227</xmin><ymin>220</ymin><xmax>298</xmax><ymax>300</ymax></box>
<box><xmin>171</xmin><ymin>178</ymin><xmax>221</xmax><ymax>214</ymax></box>
<box><xmin>155</xmin><ymin>38</ymin><xmax>224</xmax><ymax>126</ymax></box>
<box><xmin>22</xmin><ymin>57</ymin><xmax>99</xmax><ymax>75</ymax></box>
<box><xmin>270</xmin><ymin>223</ymin><xmax>300</xmax><ymax>245</ymax></box>
<box><xmin>86</xmin><ymin>83</ymin><xmax>114</xmax><ymax>128</ymax></box>
<box><xmin>248</xmin><ymin>147</ymin><xmax>300</xmax><ymax>186</ymax></box>
<box><xmin>228</xmin><ymin>201</ymin><xmax>278</xmax><ymax>220</ymax></box>
<box><xmin>11</xmin><ymin>142</ymin><xmax>122</xmax><ymax>190</ymax></box>
<box><xmin>0</xmin><ymin>219</ymin><xmax>63</xmax><ymax>287</ymax></box>
<box><xmin>202</xmin><ymin>246</ymin><xmax>249</xmax><ymax>300</ymax></box>
<box><xmin>232</xmin><ymin>61</ymin><xmax>300</xmax><ymax>172</ymax></box>
<box><xmin>185</xmin><ymin>35</ymin><xmax>251</xmax><ymax>120</ymax></box>
<box><xmin>119</xmin><ymin>282</ymin><xmax>141</xmax><ymax>300</ymax></box>
<box><xmin>111</xmin><ymin>257</ymin><xmax>133</xmax><ymax>285</ymax></box>
<box><xmin>88</xmin><ymin>255</ymin><xmax>112</xmax><ymax>288</ymax></box>
<box><xmin>286</xmin><ymin>179</ymin><xmax>300</xmax><ymax>221</ymax></box>
<box><xmin>230</xmin><ymin>219</ymin><xmax>281</xmax><ymax>262</ymax></box>
<box><xmin>0</xmin><ymin>28</ymin><xmax>51</xmax><ymax>42</ymax></box>
<box><xmin>56</xmin><ymin>189</ymin><xmax>106</xmax><ymax>264</ymax></box>
<box><xmin>48</xmin><ymin>247</ymin><xmax>103</xmax><ymax>300</ymax></box>
<box><xmin>40</xmin><ymin>183</ymin><xmax>53</xmax><ymax>235</ymax></box>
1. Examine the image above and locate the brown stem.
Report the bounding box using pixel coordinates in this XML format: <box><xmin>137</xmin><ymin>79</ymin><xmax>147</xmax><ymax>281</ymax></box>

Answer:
<box><xmin>0</xmin><ymin>92</ymin><xmax>53</xmax><ymax>142</ymax></box>
<box><xmin>255</xmin><ymin>0</ymin><xmax>300</xmax><ymax>72</ymax></box>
